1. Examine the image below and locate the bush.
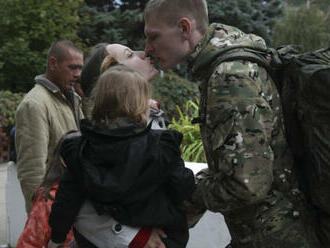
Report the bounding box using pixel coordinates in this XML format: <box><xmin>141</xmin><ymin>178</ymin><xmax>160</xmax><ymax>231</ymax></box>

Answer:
<box><xmin>0</xmin><ymin>90</ymin><xmax>24</xmax><ymax>134</ymax></box>
<box><xmin>272</xmin><ymin>5</ymin><xmax>330</xmax><ymax>52</ymax></box>
<box><xmin>168</xmin><ymin>100</ymin><xmax>206</xmax><ymax>163</ymax></box>
<box><xmin>0</xmin><ymin>0</ymin><xmax>84</xmax><ymax>92</ymax></box>
<box><xmin>151</xmin><ymin>71</ymin><xmax>199</xmax><ymax>121</ymax></box>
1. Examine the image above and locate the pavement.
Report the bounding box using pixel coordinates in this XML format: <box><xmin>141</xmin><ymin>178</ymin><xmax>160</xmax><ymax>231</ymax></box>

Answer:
<box><xmin>0</xmin><ymin>162</ymin><xmax>231</xmax><ymax>248</ymax></box>
<box><xmin>0</xmin><ymin>162</ymin><xmax>10</xmax><ymax>246</ymax></box>
<box><xmin>0</xmin><ymin>162</ymin><xmax>27</xmax><ymax>248</ymax></box>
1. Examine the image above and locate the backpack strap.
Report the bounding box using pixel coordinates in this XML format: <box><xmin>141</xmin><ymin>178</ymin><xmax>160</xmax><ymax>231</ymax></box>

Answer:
<box><xmin>194</xmin><ymin>46</ymin><xmax>273</xmax><ymax>78</ymax></box>
<box><xmin>192</xmin><ymin>46</ymin><xmax>277</xmax><ymax>124</ymax></box>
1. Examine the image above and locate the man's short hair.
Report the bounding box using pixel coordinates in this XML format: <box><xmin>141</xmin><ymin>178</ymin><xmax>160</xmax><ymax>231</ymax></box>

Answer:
<box><xmin>144</xmin><ymin>0</ymin><xmax>209</xmax><ymax>34</ymax></box>
<box><xmin>47</xmin><ymin>40</ymin><xmax>82</xmax><ymax>64</ymax></box>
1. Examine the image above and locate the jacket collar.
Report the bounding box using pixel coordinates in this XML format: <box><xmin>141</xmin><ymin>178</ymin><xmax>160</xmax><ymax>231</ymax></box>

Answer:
<box><xmin>35</xmin><ymin>74</ymin><xmax>61</xmax><ymax>93</ymax></box>
<box><xmin>80</xmin><ymin>119</ymin><xmax>151</xmax><ymax>140</ymax></box>
<box><xmin>35</xmin><ymin>74</ymin><xmax>82</xmax><ymax>100</ymax></box>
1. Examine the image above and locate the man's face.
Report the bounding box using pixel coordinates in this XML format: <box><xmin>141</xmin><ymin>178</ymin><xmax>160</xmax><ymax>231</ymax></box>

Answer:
<box><xmin>53</xmin><ymin>49</ymin><xmax>83</xmax><ymax>91</ymax></box>
<box><xmin>144</xmin><ymin>15</ymin><xmax>188</xmax><ymax>70</ymax></box>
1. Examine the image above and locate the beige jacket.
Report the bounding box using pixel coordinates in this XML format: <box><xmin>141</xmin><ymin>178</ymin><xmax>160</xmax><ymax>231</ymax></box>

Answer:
<box><xmin>15</xmin><ymin>74</ymin><xmax>83</xmax><ymax>213</ymax></box>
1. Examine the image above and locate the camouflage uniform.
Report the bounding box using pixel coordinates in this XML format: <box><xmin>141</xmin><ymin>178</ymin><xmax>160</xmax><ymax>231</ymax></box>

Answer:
<box><xmin>188</xmin><ymin>23</ymin><xmax>319</xmax><ymax>247</ymax></box>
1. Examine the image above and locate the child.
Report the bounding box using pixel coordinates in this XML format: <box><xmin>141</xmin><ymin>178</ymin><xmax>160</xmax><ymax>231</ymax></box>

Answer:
<box><xmin>49</xmin><ymin>64</ymin><xmax>195</xmax><ymax>248</ymax></box>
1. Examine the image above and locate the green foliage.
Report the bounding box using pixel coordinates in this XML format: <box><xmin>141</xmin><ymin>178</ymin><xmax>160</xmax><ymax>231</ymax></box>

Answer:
<box><xmin>0</xmin><ymin>91</ymin><xmax>24</xmax><ymax>132</ymax></box>
<box><xmin>151</xmin><ymin>71</ymin><xmax>199</xmax><ymax>121</ymax></box>
<box><xmin>208</xmin><ymin>0</ymin><xmax>285</xmax><ymax>44</ymax></box>
<box><xmin>84</xmin><ymin>0</ymin><xmax>148</xmax><ymax>11</ymax></box>
<box><xmin>0</xmin><ymin>0</ymin><xmax>84</xmax><ymax>92</ymax></box>
<box><xmin>78</xmin><ymin>4</ymin><xmax>145</xmax><ymax>49</ymax></box>
<box><xmin>272</xmin><ymin>5</ymin><xmax>330</xmax><ymax>52</ymax></box>
<box><xmin>169</xmin><ymin>100</ymin><xmax>206</xmax><ymax>163</ymax></box>
<box><xmin>288</xmin><ymin>0</ymin><xmax>330</xmax><ymax>10</ymax></box>
<box><xmin>84</xmin><ymin>0</ymin><xmax>116</xmax><ymax>10</ymax></box>
<box><xmin>118</xmin><ymin>0</ymin><xmax>149</xmax><ymax>10</ymax></box>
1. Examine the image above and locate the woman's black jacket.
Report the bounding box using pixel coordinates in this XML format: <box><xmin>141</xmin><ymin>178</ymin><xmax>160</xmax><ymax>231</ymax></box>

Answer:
<box><xmin>49</xmin><ymin>120</ymin><xmax>195</xmax><ymax>244</ymax></box>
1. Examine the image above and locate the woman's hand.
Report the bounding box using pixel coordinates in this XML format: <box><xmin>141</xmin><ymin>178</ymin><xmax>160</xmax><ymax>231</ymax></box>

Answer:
<box><xmin>144</xmin><ymin>228</ymin><xmax>167</xmax><ymax>248</ymax></box>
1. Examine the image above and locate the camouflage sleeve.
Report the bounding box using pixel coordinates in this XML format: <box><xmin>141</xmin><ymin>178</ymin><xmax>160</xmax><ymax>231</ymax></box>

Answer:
<box><xmin>192</xmin><ymin>60</ymin><xmax>275</xmax><ymax>214</ymax></box>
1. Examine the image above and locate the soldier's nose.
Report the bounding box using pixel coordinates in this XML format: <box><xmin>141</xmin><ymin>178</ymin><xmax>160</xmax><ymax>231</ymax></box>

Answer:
<box><xmin>145</xmin><ymin>43</ymin><xmax>153</xmax><ymax>56</ymax></box>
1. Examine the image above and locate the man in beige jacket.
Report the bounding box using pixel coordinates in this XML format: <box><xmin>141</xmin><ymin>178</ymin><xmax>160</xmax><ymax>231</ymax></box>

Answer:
<box><xmin>15</xmin><ymin>40</ymin><xmax>84</xmax><ymax>213</ymax></box>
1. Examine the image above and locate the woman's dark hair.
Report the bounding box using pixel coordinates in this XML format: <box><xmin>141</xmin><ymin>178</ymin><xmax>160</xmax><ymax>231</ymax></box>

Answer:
<box><xmin>37</xmin><ymin>130</ymin><xmax>81</xmax><ymax>201</ymax></box>
<box><xmin>80</xmin><ymin>43</ymin><xmax>109</xmax><ymax>97</ymax></box>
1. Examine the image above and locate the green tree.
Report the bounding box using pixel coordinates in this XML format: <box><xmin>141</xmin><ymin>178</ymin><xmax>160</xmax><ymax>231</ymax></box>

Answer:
<box><xmin>272</xmin><ymin>5</ymin><xmax>330</xmax><ymax>52</ymax></box>
<box><xmin>287</xmin><ymin>0</ymin><xmax>330</xmax><ymax>9</ymax></box>
<box><xmin>79</xmin><ymin>5</ymin><xmax>145</xmax><ymax>49</ymax></box>
<box><xmin>208</xmin><ymin>0</ymin><xmax>285</xmax><ymax>44</ymax></box>
<box><xmin>118</xmin><ymin>0</ymin><xmax>149</xmax><ymax>10</ymax></box>
<box><xmin>84</xmin><ymin>0</ymin><xmax>116</xmax><ymax>10</ymax></box>
<box><xmin>0</xmin><ymin>0</ymin><xmax>84</xmax><ymax>92</ymax></box>
<box><xmin>83</xmin><ymin>0</ymin><xmax>148</xmax><ymax>11</ymax></box>
<box><xmin>78</xmin><ymin>0</ymin><xmax>151</xmax><ymax>50</ymax></box>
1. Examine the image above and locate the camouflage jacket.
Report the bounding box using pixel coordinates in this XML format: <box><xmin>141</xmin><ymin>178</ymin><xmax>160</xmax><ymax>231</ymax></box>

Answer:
<box><xmin>187</xmin><ymin>23</ymin><xmax>317</xmax><ymax>247</ymax></box>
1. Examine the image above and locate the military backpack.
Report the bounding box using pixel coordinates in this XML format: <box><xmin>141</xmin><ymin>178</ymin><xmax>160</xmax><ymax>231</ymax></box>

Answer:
<box><xmin>200</xmin><ymin>45</ymin><xmax>330</xmax><ymax>215</ymax></box>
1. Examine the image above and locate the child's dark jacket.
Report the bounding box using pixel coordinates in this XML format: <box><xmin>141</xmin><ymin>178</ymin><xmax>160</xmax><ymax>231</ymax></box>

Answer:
<box><xmin>49</xmin><ymin>119</ymin><xmax>195</xmax><ymax>247</ymax></box>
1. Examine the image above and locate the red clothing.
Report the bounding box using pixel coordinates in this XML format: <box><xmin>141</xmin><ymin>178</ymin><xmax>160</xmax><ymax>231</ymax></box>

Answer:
<box><xmin>17</xmin><ymin>184</ymin><xmax>73</xmax><ymax>248</ymax></box>
<box><xmin>129</xmin><ymin>228</ymin><xmax>152</xmax><ymax>248</ymax></box>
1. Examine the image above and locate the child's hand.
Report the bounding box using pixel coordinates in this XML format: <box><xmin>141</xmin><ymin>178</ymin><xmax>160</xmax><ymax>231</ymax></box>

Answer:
<box><xmin>144</xmin><ymin>228</ymin><xmax>167</xmax><ymax>248</ymax></box>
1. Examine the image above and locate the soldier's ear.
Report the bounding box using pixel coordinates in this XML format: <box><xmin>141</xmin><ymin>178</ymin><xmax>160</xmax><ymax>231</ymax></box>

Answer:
<box><xmin>178</xmin><ymin>18</ymin><xmax>192</xmax><ymax>40</ymax></box>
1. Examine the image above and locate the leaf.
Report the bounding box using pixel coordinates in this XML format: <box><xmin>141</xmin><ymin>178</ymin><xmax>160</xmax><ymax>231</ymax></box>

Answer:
<box><xmin>168</xmin><ymin>100</ymin><xmax>206</xmax><ymax>163</ymax></box>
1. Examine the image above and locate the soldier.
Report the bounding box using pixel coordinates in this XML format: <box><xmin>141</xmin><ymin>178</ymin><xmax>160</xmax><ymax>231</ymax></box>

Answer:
<box><xmin>144</xmin><ymin>0</ymin><xmax>319</xmax><ymax>247</ymax></box>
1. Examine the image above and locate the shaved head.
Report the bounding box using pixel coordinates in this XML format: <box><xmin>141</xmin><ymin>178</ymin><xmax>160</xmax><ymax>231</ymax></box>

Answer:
<box><xmin>144</xmin><ymin>0</ymin><xmax>209</xmax><ymax>34</ymax></box>
<box><xmin>47</xmin><ymin>40</ymin><xmax>82</xmax><ymax>65</ymax></box>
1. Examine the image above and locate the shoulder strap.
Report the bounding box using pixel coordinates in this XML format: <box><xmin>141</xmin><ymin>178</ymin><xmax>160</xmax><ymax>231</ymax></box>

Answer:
<box><xmin>211</xmin><ymin>48</ymin><xmax>273</xmax><ymax>77</ymax></box>
<box><xmin>192</xmin><ymin>46</ymin><xmax>276</xmax><ymax>124</ymax></box>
